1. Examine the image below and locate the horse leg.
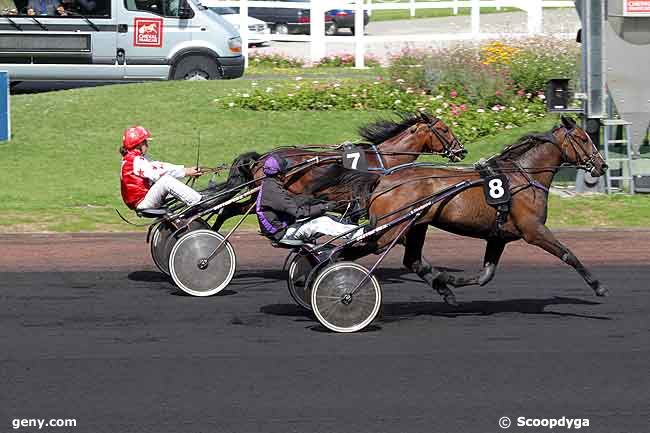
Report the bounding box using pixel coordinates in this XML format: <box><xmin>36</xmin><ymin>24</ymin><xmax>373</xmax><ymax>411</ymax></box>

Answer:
<box><xmin>402</xmin><ymin>224</ymin><xmax>458</xmax><ymax>306</ymax></box>
<box><xmin>522</xmin><ymin>224</ymin><xmax>609</xmax><ymax>296</ymax></box>
<box><xmin>212</xmin><ymin>200</ymin><xmax>249</xmax><ymax>232</ymax></box>
<box><xmin>443</xmin><ymin>239</ymin><xmax>507</xmax><ymax>288</ymax></box>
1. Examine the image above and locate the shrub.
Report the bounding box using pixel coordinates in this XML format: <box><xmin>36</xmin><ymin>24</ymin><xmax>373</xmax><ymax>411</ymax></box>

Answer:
<box><xmin>316</xmin><ymin>53</ymin><xmax>381</xmax><ymax>68</ymax></box>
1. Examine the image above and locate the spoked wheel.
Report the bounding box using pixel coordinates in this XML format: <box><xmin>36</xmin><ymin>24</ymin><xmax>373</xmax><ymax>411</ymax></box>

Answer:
<box><xmin>169</xmin><ymin>229</ymin><xmax>237</xmax><ymax>297</ymax></box>
<box><xmin>286</xmin><ymin>252</ymin><xmax>318</xmax><ymax>310</ymax></box>
<box><xmin>311</xmin><ymin>262</ymin><xmax>382</xmax><ymax>333</ymax></box>
<box><xmin>150</xmin><ymin>219</ymin><xmax>209</xmax><ymax>276</ymax></box>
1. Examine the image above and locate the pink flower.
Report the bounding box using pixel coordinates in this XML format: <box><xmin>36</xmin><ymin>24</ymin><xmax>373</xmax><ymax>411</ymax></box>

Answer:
<box><xmin>450</xmin><ymin>90</ymin><xmax>458</xmax><ymax>98</ymax></box>
<box><xmin>495</xmin><ymin>90</ymin><xmax>502</xmax><ymax>97</ymax></box>
<box><xmin>459</xmin><ymin>104</ymin><xmax>467</xmax><ymax>112</ymax></box>
<box><xmin>517</xmin><ymin>89</ymin><xmax>526</xmax><ymax>96</ymax></box>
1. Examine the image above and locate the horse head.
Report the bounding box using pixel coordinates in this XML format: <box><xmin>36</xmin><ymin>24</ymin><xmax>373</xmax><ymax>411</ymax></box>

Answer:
<box><xmin>556</xmin><ymin>116</ymin><xmax>608</xmax><ymax>177</ymax></box>
<box><xmin>415</xmin><ymin>111</ymin><xmax>467</xmax><ymax>162</ymax></box>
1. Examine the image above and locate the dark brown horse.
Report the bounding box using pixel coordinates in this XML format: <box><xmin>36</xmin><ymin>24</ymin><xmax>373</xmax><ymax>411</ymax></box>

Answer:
<box><xmin>340</xmin><ymin>116</ymin><xmax>610</xmax><ymax>305</ymax></box>
<box><xmin>211</xmin><ymin>111</ymin><xmax>466</xmax><ymax>230</ymax></box>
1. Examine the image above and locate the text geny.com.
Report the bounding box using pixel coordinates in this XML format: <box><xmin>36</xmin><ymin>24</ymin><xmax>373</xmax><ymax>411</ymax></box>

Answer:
<box><xmin>12</xmin><ymin>419</ymin><xmax>77</xmax><ymax>430</ymax></box>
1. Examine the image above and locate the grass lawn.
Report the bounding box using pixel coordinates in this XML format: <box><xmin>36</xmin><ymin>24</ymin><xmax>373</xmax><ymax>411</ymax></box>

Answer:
<box><xmin>369</xmin><ymin>2</ymin><xmax>520</xmax><ymax>22</ymax></box>
<box><xmin>1</xmin><ymin>79</ymin><xmax>648</xmax><ymax>232</ymax></box>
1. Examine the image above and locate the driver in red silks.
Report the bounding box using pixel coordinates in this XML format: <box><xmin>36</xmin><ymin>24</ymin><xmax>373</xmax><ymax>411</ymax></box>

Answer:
<box><xmin>119</xmin><ymin>126</ymin><xmax>203</xmax><ymax>210</ymax></box>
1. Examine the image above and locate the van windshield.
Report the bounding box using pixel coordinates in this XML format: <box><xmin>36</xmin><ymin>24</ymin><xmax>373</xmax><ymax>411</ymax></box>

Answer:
<box><xmin>210</xmin><ymin>7</ymin><xmax>236</xmax><ymax>15</ymax></box>
<box><xmin>2</xmin><ymin>0</ymin><xmax>110</xmax><ymax>17</ymax></box>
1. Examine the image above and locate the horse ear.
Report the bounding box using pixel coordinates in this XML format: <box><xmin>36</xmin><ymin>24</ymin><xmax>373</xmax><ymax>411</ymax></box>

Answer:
<box><xmin>419</xmin><ymin>111</ymin><xmax>431</xmax><ymax>122</ymax></box>
<box><xmin>561</xmin><ymin>115</ymin><xmax>576</xmax><ymax>130</ymax></box>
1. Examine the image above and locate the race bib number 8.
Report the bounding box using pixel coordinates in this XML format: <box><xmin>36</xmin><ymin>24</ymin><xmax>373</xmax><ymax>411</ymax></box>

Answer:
<box><xmin>483</xmin><ymin>175</ymin><xmax>511</xmax><ymax>206</ymax></box>
<box><xmin>342</xmin><ymin>145</ymin><xmax>369</xmax><ymax>171</ymax></box>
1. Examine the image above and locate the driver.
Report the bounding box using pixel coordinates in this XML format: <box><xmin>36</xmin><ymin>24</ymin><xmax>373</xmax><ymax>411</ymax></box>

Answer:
<box><xmin>119</xmin><ymin>125</ymin><xmax>202</xmax><ymax>211</ymax></box>
<box><xmin>256</xmin><ymin>154</ymin><xmax>363</xmax><ymax>245</ymax></box>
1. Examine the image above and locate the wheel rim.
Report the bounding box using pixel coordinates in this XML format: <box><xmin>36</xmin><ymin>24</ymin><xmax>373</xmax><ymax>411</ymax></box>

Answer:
<box><xmin>287</xmin><ymin>253</ymin><xmax>316</xmax><ymax>310</ymax></box>
<box><xmin>276</xmin><ymin>24</ymin><xmax>288</xmax><ymax>35</ymax></box>
<box><xmin>185</xmin><ymin>70</ymin><xmax>209</xmax><ymax>80</ymax></box>
<box><xmin>152</xmin><ymin>219</ymin><xmax>209</xmax><ymax>276</ymax></box>
<box><xmin>169</xmin><ymin>229</ymin><xmax>237</xmax><ymax>297</ymax></box>
<box><xmin>326</xmin><ymin>23</ymin><xmax>337</xmax><ymax>36</ymax></box>
<box><xmin>311</xmin><ymin>263</ymin><xmax>381</xmax><ymax>333</ymax></box>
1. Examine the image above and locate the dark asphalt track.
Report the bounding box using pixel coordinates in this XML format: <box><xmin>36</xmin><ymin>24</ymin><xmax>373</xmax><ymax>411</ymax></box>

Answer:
<box><xmin>1</xmin><ymin>259</ymin><xmax>648</xmax><ymax>433</ymax></box>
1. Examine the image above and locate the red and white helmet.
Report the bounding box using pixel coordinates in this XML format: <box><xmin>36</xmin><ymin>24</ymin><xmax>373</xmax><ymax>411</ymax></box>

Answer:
<box><xmin>122</xmin><ymin>126</ymin><xmax>152</xmax><ymax>150</ymax></box>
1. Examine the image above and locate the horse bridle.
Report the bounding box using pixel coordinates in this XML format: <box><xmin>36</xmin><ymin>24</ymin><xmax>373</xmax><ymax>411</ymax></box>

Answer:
<box><xmin>422</xmin><ymin>117</ymin><xmax>465</xmax><ymax>161</ymax></box>
<box><xmin>556</xmin><ymin>126</ymin><xmax>601</xmax><ymax>171</ymax></box>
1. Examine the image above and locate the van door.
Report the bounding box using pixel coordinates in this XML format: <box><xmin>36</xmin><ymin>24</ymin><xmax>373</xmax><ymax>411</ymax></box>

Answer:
<box><xmin>118</xmin><ymin>0</ymin><xmax>193</xmax><ymax>79</ymax></box>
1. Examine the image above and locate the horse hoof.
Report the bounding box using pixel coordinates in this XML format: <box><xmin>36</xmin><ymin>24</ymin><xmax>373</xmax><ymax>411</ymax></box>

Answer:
<box><xmin>595</xmin><ymin>285</ymin><xmax>610</xmax><ymax>297</ymax></box>
<box><xmin>443</xmin><ymin>293</ymin><xmax>459</xmax><ymax>307</ymax></box>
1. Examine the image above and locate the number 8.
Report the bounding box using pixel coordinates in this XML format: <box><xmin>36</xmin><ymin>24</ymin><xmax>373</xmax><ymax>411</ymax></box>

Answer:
<box><xmin>489</xmin><ymin>179</ymin><xmax>505</xmax><ymax>199</ymax></box>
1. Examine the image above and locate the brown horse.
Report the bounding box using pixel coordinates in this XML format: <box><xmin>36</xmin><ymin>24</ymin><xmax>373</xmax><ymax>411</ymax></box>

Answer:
<box><xmin>211</xmin><ymin>111</ymin><xmax>466</xmax><ymax>230</ymax></box>
<box><xmin>339</xmin><ymin>116</ymin><xmax>610</xmax><ymax>305</ymax></box>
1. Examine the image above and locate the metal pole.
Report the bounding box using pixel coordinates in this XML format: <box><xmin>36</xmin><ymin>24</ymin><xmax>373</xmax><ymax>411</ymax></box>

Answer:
<box><xmin>240</xmin><ymin>0</ymin><xmax>249</xmax><ymax>67</ymax></box>
<box><xmin>471</xmin><ymin>0</ymin><xmax>480</xmax><ymax>36</ymax></box>
<box><xmin>527</xmin><ymin>0</ymin><xmax>543</xmax><ymax>35</ymax></box>
<box><xmin>310</xmin><ymin>0</ymin><xmax>326</xmax><ymax>65</ymax></box>
<box><xmin>0</xmin><ymin>71</ymin><xmax>9</xmax><ymax>141</ymax></box>
<box><xmin>453</xmin><ymin>0</ymin><xmax>459</xmax><ymax>15</ymax></box>
<box><xmin>410</xmin><ymin>0</ymin><xmax>416</xmax><ymax>17</ymax></box>
<box><xmin>354</xmin><ymin>0</ymin><xmax>366</xmax><ymax>69</ymax></box>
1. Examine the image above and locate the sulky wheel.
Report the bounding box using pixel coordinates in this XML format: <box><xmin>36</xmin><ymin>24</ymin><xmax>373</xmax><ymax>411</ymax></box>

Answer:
<box><xmin>311</xmin><ymin>262</ymin><xmax>382</xmax><ymax>333</ymax></box>
<box><xmin>286</xmin><ymin>252</ymin><xmax>318</xmax><ymax>311</ymax></box>
<box><xmin>150</xmin><ymin>219</ymin><xmax>209</xmax><ymax>276</ymax></box>
<box><xmin>169</xmin><ymin>229</ymin><xmax>237</xmax><ymax>297</ymax></box>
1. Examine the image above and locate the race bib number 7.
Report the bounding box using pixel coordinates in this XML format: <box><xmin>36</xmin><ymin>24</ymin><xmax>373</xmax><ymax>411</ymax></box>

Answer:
<box><xmin>342</xmin><ymin>144</ymin><xmax>369</xmax><ymax>171</ymax></box>
<box><xmin>483</xmin><ymin>175</ymin><xmax>511</xmax><ymax>206</ymax></box>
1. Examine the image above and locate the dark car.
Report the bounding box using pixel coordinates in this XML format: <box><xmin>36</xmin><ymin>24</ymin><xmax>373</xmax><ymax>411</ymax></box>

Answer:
<box><xmin>247</xmin><ymin>0</ymin><xmax>368</xmax><ymax>35</ymax></box>
<box><xmin>325</xmin><ymin>7</ymin><xmax>370</xmax><ymax>35</ymax></box>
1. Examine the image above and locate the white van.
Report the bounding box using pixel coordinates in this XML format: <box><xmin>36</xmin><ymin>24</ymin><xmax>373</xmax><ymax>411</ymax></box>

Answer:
<box><xmin>0</xmin><ymin>0</ymin><xmax>244</xmax><ymax>81</ymax></box>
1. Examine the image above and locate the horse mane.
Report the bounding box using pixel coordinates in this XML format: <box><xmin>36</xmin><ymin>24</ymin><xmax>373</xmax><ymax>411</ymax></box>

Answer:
<box><xmin>495</xmin><ymin>128</ymin><xmax>558</xmax><ymax>161</ymax></box>
<box><xmin>358</xmin><ymin>112</ymin><xmax>423</xmax><ymax>145</ymax></box>
<box><xmin>307</xmin><ymin>164</ymin><xmax>380</xmax><ymax>203</ymax></box>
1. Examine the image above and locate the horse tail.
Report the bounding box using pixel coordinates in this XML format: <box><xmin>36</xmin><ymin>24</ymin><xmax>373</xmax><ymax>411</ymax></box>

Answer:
<box><xmin>209</xmin><ymin>151</ymin><xmax>261</xmax><ymax>195</ymax></box>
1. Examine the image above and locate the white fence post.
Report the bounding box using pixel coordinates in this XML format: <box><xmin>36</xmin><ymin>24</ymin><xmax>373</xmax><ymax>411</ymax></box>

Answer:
<box><xmin>527</xmin><ymin>0</ymin><xmax>543</xmax><ymax>35</ymax></box>
<box><xmin>367</xmin><ymin>0</ymin><xmax>372</xmax><ymax>17</ymax></box>
<box><xmin>354</xmin><ymin>0</ymin><xmax>366</xmax><ymax>68</ymax></box>
<box><xmin>240</xmin><ymin>0</ymin><xmax>249</xmax><ymax>67</ymax></box>
<box><xmin>495</xmin><ymin>0</ymin><xmax>501</xmax><ymax>12</ymax></box>
<box><xmin>453</xmin><ymin>0</ymin><xmax>459</xmax><ymax>15</ymax></box>
<box><xmin>471</xmin><ymin>0</ymin><xmax>480</xmax><ymax>35</ymax></box>
<box><xmin>310</xmin><ymin>0</ymin><xmax>326</xmax><ymax>65</ymax></box>
<box><xmin>410</xmin><ymin>0</ymin><xmax>416</xmax><ymax>17</ymax></box>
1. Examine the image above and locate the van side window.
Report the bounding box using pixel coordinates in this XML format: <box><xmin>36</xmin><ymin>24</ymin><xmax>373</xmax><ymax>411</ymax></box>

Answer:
<box><xmin>2</xmin><ymin>0</ymin><xmax>110</xmax><ymax>17</ymax></box>
<box><xmin>124</xmin><ymin>0</ymin><xmax>191</xmax><ymax>18</ymax></box>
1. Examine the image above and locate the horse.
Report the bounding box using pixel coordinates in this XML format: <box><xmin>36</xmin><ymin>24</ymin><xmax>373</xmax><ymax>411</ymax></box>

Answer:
<box><xmin>210</xmin><ymin>111</ymin><xmax>467</xmax><ymax>230</ymax></box>
<box><xmin>335</xmin><ymin>116</ymin><xmax>610</xmax><ymax>305</ymax></box>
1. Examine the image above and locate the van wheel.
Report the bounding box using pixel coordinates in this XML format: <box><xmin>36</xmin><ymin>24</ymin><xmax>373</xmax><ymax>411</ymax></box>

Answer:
<box><xmin>325</xmin><ymin>22</ymin><xmax>338</xmax><ymax>36</ymax></box>
<box><xmin>172</xmin><ymin>55</ymin><xmax>220</xmax><ymax>81</ymax></box>
<box><xmin>9</xmin><ymin>81</ymin><xmax>22</xmax><ymax>89</ymax></box>
<box><xmin>274</xmin><ymin>23</ymin><xmax>289</xmax><ymax>35</ymax></box>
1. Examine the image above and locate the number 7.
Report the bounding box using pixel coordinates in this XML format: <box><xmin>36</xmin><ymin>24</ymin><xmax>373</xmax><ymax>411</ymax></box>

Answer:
<box><xmin>346</xmin><ymin>152</ymin><xmax>360</xmax><ymax>170</ymax></box>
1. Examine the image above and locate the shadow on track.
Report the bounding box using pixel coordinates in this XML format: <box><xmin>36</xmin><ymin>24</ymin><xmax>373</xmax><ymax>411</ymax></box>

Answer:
<box><xmin>261</xmin><ymin>297</ymin><xmax>610</xmax><ymax>326</ymax></box>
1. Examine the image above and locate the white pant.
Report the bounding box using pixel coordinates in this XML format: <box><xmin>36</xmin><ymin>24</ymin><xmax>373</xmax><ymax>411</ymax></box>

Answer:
<box><xmin>284</xmin><ymin>216</ymin><xmax>363</xmax><ymax>241</ymax></box>
<box><xmin>137</xmin><ymin>174</ymin><xmax>202</xmax><ymax>210</ymax></box>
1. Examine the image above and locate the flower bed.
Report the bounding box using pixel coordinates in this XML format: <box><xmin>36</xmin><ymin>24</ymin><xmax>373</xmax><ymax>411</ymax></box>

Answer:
<box><xmin>214</xmin><ymin>78</ymin><xmax>547</xmax><ymax>143</ymax></box>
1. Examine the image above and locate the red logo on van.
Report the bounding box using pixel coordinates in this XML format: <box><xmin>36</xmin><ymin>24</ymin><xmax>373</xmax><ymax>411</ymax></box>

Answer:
<box><xmin>627</xmin><ymin>0</ymin><xmax>650</xmax><ymax>13</ymax></box>
<box><xmin>134</xmin><ymin>18</ymin><xmax>163</xmax><ymax>47</ymax></box>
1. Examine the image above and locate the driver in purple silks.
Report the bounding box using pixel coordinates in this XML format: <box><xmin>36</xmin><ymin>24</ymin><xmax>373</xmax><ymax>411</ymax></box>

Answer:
<box><xmin>256</xmin><ymin>154</ymin><xmax>363</xmax><ymax>245</ymax></box>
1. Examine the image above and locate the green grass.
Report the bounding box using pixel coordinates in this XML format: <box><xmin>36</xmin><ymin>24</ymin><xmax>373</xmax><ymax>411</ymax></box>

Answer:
<box><xmin>369</xmin><ymin>3</ymin><xmax>520</xmax><ymax>22</ymax></box>
<box><xmin>1</xmin><ymin>79</ymin><xmax>648</xmax><ymax>232</ymax></box>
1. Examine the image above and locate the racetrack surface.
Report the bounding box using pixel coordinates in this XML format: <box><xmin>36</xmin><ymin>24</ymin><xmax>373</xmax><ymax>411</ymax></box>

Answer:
<box><xmin>1</xmin><ymin>231</ymin><xmax>648</xmax><ymax>433</ymax></box>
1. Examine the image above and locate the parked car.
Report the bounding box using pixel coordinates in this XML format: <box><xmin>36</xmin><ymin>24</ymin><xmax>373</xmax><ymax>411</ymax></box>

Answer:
<box><xmin>206</xmin><ymin>5</ymin><xmax>271</xmax><ymax>46</ymax></box>
<box><xmin>325</xmin><ymin>6</ymin><xmax>369</xmax><ymax>35</ymax></box>
<box><xmin>245</xmin><ymin>0</ymin><xmax>334</xmax><ymax>35</ymax></box>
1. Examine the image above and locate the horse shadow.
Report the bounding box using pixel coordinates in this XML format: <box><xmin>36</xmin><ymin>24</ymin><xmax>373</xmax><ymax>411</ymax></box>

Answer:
<box><xmin>260</xmin><ymin>296</ymin><xmax>610</xmax><ymax>328</ymax></box>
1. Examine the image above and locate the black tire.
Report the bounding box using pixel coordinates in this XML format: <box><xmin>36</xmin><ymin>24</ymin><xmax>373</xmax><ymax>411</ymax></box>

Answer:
<box><xmin>350</xmin><ymin>26</ymin><xmax>355</xmax><ymax>36</ymax></box>
<box><xmin>325</xmin><ymin>22</ymin><xmax>338</xmax><ymax>36</ymax></box>
<box><xmin>172</xmin><ymin>55</ymin><xmax>220</xmax><ymax>81</ymax></box>
<box><xmin>274</xmin><ymin>23</ymin><xmax>289</xmax><ymax>35</ymax></box>
<box><xmin>9</xmin><ymin>81</ymin><xmax>22</xmax><ymax>89</ymax></box>
<box><xmin>286</xmin><ymin>252</ymin><xmax>319</xmax><ymax>310</ymax></box>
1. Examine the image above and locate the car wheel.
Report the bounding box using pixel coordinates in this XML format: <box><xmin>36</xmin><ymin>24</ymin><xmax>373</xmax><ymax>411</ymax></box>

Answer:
<box><xmin>172</xmin><ymin>55</ymin><xmax>220</xmax><ymax>81</ymax></box>
<box><xmin>325</xmin><ymin>22</ymin><xmax>338</xmax><ymax>36</ymax></box>
<box><xmin>350</xmin><ymin>26</ymin><xmax>355</xmax><ymax>35</ymax></box>
<box><xmin>274</xmin><ymin>23</ymin><xmax>289</xmax><ymax>35</ymax></box>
